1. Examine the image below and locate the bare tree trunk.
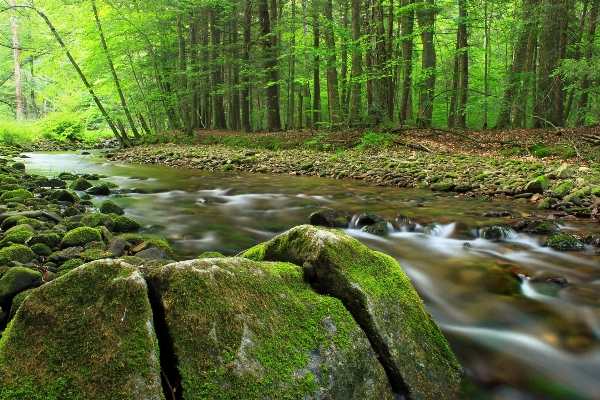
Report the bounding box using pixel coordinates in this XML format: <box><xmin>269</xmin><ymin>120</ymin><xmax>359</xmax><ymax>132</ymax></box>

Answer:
<box><xmin>10</xmin><ymin>0</ymin><xmax>23</xmax><ymax>121</ymax></box>
<box><xmin>259</xmin><ymin>0</ymin><xmax>282</xmax><ymax>131</ymax></box>
<box><xmin>324</xmin><ymin>0</ymin><xmax>341</xmax><ymax>124</ymax></box>
<box><xmin>399</xmin><ymin>0</ymin><xmax>414</xmax><ymax>124</ymax></box>
<box><xmin>348</xmin><ymin>0</ymin><xmax>363</xmax><ymax>125</ymax></box>
<box><xmin>190</xmin><ymin>21</ymin><xmax>200</xmax><ymax>130</ymax></box>
<box><xmin>92</xmin><ymin>0</ymin><xmax>140</xmax><ymax>138</ymax></box>
<box><xmin>241</xmin><ymin>1</ymin><xmax>252</xmax><ymax>132</ymax></box>
<box><xmin>577</xmin><ymin>0</ymin><xmax>598</xmax><ymax>126</ymax></box>
<box><xmin>210</xmin><ymin>6</ymin><xmax>227</xmax><ymax>129</ymax></box>
<box><xmin>312</xmin><ymin>9</ymin><xmax>322</xmax><ymax>128</ymax></box>
<box><xmin>176</xmin><ymin>15</ymin><xmax>192</xmax><ymax>136</ymax></box>
<box><xmin>416</xmin><ymin>0</ymin><xmax>436</xmax><ymax>128</ymax></box>
<box><xmin>231</xmin><ymin>8</ymin><xmax>241</xmax><ymax>131</ymax></box>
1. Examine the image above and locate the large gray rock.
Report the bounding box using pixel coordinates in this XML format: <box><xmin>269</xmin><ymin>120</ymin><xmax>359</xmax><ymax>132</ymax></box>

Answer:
<box><xmin>242</xmin><ymin>225</ymin><xmax>465</xmax><ymax>400</ymax></box>
<box><xmin>147</xmin><ymin>258</ymin><xmax>393</xmax><ymax>399</ymax></box>
<box><xmin>555</xmin><ymin>163</ymin><xmax>574</xmax><ymax>179</ymax></box>
<box><xmin>0</xmin><ymin>260</ymin><xmax>163</xmax><ymax>400</ymax></box>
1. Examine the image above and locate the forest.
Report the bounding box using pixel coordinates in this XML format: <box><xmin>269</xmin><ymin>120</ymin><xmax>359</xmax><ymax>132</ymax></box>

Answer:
<box><xmin>1</xmin><ymin>0</ymin><xmax>599</xmax><ymax>142</ymax></box>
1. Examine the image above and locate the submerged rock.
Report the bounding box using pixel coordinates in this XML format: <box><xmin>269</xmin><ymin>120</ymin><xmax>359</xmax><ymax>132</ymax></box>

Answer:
<box><xmin>242</xmin><ymin>225</ymin><xmax>465</xmax><ymax>399</ymax></box>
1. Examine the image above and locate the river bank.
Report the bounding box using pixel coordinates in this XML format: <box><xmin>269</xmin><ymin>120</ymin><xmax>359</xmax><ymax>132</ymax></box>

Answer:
<box><xmin>106</xmin><ymin>136</ymin><xmax>600</xmax><ymax>224</ymax></box>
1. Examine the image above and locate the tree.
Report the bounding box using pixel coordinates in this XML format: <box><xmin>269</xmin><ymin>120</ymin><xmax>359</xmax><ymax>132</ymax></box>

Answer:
<box><xmin>259</xmin><ymin>0</ymin><xmax>282</xmax><ymax>131</ymax></box>
<box><xmin>416</xmin><ymin>0</ymin><xmax>437</xmax><ymax>128</ymax></box>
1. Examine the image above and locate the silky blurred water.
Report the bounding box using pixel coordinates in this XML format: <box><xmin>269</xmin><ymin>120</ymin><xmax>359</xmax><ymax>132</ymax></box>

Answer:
<box><xmin>21</xmin><ymin>151</ymin><xmax>600</xmax><ymax>399</ymax></box>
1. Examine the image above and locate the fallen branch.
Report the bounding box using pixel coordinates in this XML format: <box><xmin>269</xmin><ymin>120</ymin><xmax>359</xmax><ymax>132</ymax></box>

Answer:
<box><xmin>393</xmin><ymin>140</ymin><xmax>433</xmax><ymax>153</ymax></box>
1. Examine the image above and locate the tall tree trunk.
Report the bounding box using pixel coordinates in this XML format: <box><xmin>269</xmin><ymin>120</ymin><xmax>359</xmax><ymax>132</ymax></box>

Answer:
<box><xmin>231</xmin><ymin>8</ymin><xmax>241</xmax><ymax>131</ymax></box>
<box><xmin>241</xmin><ymin>1</ymin><xmax>252</xmax><ymax>132</ymax></box>
<box><xmin>210</xmin><ymin>7</ymin><xmax>227</xmax><ymax>129</ymax></box>
<box><xmin>324</xmin><ymin>0</ymin><xmax>341</xmax><ymax>124</ymax></box>
<box><xmin>312</xmin><ymin>9</ymin><xmax>322</xmax><ymax>127</ymax></box>
<box><xmin>387</xmin><ymin>0</ymin><xmax>395</xmax><ymax>121</ymax></box>
<box><xmin>348</xmin><ymin>0</ymin><xmax>363</xmax><ymax>125</ymax></box>
<box><xmin>483</xmin><ymin>0</ymin><xmax>490</xmax><ymax>128</ymax></box>
<box><xmin>10</xmin><ymin>0</ymin><xmax>23</xmax><ymax>121</ymax></box>
<box><xmin>287</xmin><ymin>0</ymin><xmax>297</xmax><ymax>130</ymax></box>
<box><xmin>259</xmin><ymin>0</ymin><xmax>282</xmax><ymax>131</ymax></box>
<box><xmin>416</xmin><ymin>0</ymin><xmax>437</xmax><ymax>128</ymax></box>
<box><xmin>35</xmin><ymin>10</ymin><xmax>123</xmax><ymax>145</ymax></box>
<box><xmin>176</xmin><ymin>15</ymin><xmax>192</xmax><ymax>136</ymax></box>
<box><xmin>534</xmin><ymin>0</ymin><xmax>563</xmax><ymax>127</ymax></box>
<box><xmin>399</xmin><ymin>0</ymin><xmax>414</xmax><ymax>124</ymax></box>
<box><xmin>340</xmin><ymin>1</ymin><xmax>349</xmax><ymax>117</ymax></box>
<box><xmin>448</xmin><ymin>0</ymin><xmax>468</xmax><ymax>128</ymax></box>
<box><xmin>92</xmin><ymin>0</ymin><xmax>141</xmax><ymax>138</ymax></box>
<box><xmin>495</xmin><ymin>0</ymin><xmax>540</xmax><ymax>128</ymax></box>
<box><xmin>190</xmin><ymin>21</ymin><xmax>200</xmax><ymax>129</ymax></box>
<box><xmin>577</xmin><ymin>0</ymin><xmax>598</xmax><ymax>126</ymax></box>
<box><xmin>367</xmin><ymin>0</ymin><xmax>390</xmax><ymax>124</ymax></box>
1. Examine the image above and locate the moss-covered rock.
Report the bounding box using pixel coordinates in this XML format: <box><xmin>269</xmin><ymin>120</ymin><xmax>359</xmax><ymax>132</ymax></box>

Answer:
<box><xmin>80</xmin><ymin>213</ymin><xmax>115</xmax><ymax>231</ymax></box>
<box><xmin>60</xmin><ymin>226</ymin><xmax>103</xmax><ymax>248</ymax></box>
<box><xmin>7</xmin><ymin>287</ymin><xmax>35</xmax><ymax>323</ymax></box>
<box><xmin>308</xmin><ymin>208</ymin><xmax>352</xmax><ymax>228</ymax></box>
<box><xmin>547</xmin><ymin>234</ymin><xmax>584</xmax><ymax>251</ymax></box>
<box><xmin>29</xmin><ymin>242</ymin><xmax>52</xmax><ymax>257</ymax></box>
<box><xmin>0</xmin><ymin>225</ymin><xmax>35</xmax><ymax>247</ymax></box>
<box><xmin>0</xmin><ymin>214</ymin><xmax>27</xmax><ymax>230</ymax></box>
<box><xmin>0</xmin><ymin>267</ymin><xmax>42</xmax><ymax>307</ymax></box>
<box><xmin>524</xmin><ymin>175</ymin><xmax>550</xmax><ymax>194</ymax></box>
<box><xmin>147</xmin><ymin>258</ymin><xmax>394</xmax><ymax>399</ymax></box>
<box><xmin>242</xmin><ymin>225</ymin><xmax>465</xmax><ymax>399</ymax></box>
<box><xmin>99</xmin><ymin>200</ymin><xmax>124</xmax><ymax>216</ymax></box>
<box><xmin>0</xmin><ymin>189</ymin><xmax>33</xmax><ymax>203</ymax></box>
<box><xmin>430</xmin><ymin>181</ymin><xmax>454</xmax><ymax>192</ymax></box>
<box><xmin>549</xmin><ymin>181</ymin><xmax>574</xmax><ymax>198</ymax></box>
<box><xmin>49</xmin><ymin>189</ymin><xmax>80</xmax><ymax>204</ymax></box>
<box><xmin>362</xmin><ymin>220</ymin><xmax>390</xmax><ymax>235</ymax></box>
<box><xmin>0</xmin><ymin>244</ymin><xmax>35</xmax><ymax>264</ymax></box>
<box><xmin>69</xmin><ymin>178</ymin><xmax>93</xmax><ymax>191</ymax></box>
<box><xmin>85</xmin><ymin>183</ymin><xmax>111</xmax><ymax>195</ymax></box>
<box><xmin>55</xmin><ymin>258</ymin><xmax>85</xmax><ymax>278</ymax></box>
<box><xmin>197</xmin><ymin>251</ymin><xmax>226</xmax><ymax>258</ymax></box>
<box><xmin>113</xmin><ymin>216</ymin><xmax>142</xmax><ymax>232</ymax></box>
<box><xmin>0</xmin><ymin>260</ymin><xmax>163</xmax><ymax>399</ymax></box>
<box><xmin>27</xmin><ymin>233</ymin><xmax>62</xmax><ymax>249</ymax></box>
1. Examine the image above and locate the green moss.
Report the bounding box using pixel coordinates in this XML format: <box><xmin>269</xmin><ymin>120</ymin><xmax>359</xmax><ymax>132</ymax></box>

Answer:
<box><xmin>547</xmin><ymin>234</ymin><xmax>584</xmax><ymax>251</ymax></box>
<box><xmin>99</xmin><ymin>200</ymin><xmax>124</xmax><ymax>216</ymax></box>
<box><xmin>30</xmin><ymin>243</ymin><xmax>52</xmax><ymax>257</ymax></box>
<box><xmin>147</xmin><ymin>258</ymin><xmax>392</xmax><ymax>399</ymax></box>
<box><xmin>430</xmin><ymin>182</ymin><xmax>454</xmax><ymax>192</ymax></box>
<box><xmin>80</xmin><ymin>213</ymin><xmax>114</xmax><ymax>230</ymax></box>
<box><xmin>113</xmin><ymin>216</ymin><xmax>142</xmax><ymax>233</ymax></box>
<box><xmin>116</xmin><ymin>233</ymin><xmax>144</xmax><ymax>246</ymax></box>
<box><xmin>0</xmin><ymin>227</ymin><xmax>35</xmax><ymax>247</ymax></box>
<box><xmin>55</xmin><ymin>258</ymin><xmax>85</xmax><ymax>278</ymax></box>
<box><xmin>549</xmin><ymin>182</ymin><xmax>574</xmax><ymax>198</ymax></box>
<box><xmin>27</xmin><ymin>233</ymin><xmax>62</xmax><ymax>249</ymax></box>
<box><xmin>592</xmin><ymin>186</ymin><xmax>600</xmax><ymax>196</ymax></box>
<box><xmin>0</xmin><ymin>189</ymin><xmax>32</xmax><ymax>202</ymax></box>
<box><xmin>537</xmin><ymin>197</ymin><xmax>557</xmax><ymax>210</ymax></box>
<box><xmin>222</xmin><ymin>163</ymin><xmax>235</xmax><ymax>171</ymax></box>
<box><xmin>60</xmin><ymin>227</ymin><xmax>103</xmax><ymax>248</ymax></box>
<box><xmin>0</xmin><ymin>260</ymin><xmax>162</xmax><ymax>399</ymax></box>
<box><xmin>0</xmin><ymin>244</ymin><xmax>35</xmax><ymax>264</ymax></box>
<box><xmin>197</xmin><ymin>251</ymin><xmax>226</xmax><ymax>258</ymax></box>
<box><xmin>16</xmin><ymin>218</ymin><xmax>45</xmax><ymax>230</ymax></box>
<box><xmin>69</xmin><ymin>178</ymin><xmax>92</xmax><ymax>191</ymax></box>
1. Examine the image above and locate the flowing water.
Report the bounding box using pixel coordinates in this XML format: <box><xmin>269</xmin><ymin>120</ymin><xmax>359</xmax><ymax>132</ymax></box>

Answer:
<box><xmin>21</xmin><ymin>151</ymin><xmax>600</xmax><ymax>399</ymax></box>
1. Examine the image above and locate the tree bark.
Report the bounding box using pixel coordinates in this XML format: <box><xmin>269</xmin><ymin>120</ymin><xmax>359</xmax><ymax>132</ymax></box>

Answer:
<box><xmin>416</xmin><ymin>0</ymin><xmax>437</xmax><ymax>128</ymax></box>
<box><xmin>176</xmin><ymin>15</ymin><xmax>192</xmax><ymax>136</ymax></box>
<box><xmin>210</xmin><ymin>6</ymin><xmax>227</xmax><ymax>129</ymax></box>
<box><xmin>324</xmin><ymin>0</ymin><xmax>341</xmax><ymax>124</ymax></box>
<box><xmin>577</xmin><ymin>0</ymin><xmax>598</xmax><ymax>126</ymax></box>
<box><xmin>241</xmin><ymin>0</ymin><xmax>252</xmax><ymax>132</ymax></box>
<box><xmin>259</xmin><ymin>0</ymin><xmax>282</xmax><ymax>131</ymax></box>
<box><xmin>10</xmin><ymin>0</ymin><xmax>23</xmax><ymax>121</ymax></box>
<box><xmin>312</xmin><ymin>9</ymin><xmax>322</xmax><ymax>127</ymax></box>
<box><xmin>348</xmin><ymin>0</ymin><xmax>363</xmax><ymax>125</ymax></box>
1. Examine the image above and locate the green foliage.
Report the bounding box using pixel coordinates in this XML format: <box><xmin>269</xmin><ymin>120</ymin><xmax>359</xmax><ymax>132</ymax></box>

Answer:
<box><xmin>38</xmin><ymin>112</ymin><xmax>86</xmax><ymax>142</ymax></box>
<box><xmin>0</xmin><ymin>122</ymin><xmax>36</xmax><ymax>146</ymax></box>
<box><xmin>355</xmin><ymin>131</ymin><xmax>394</xmax><ymax>152</ymax></box>
<box><xmin>528</xmin><ymin>144</ymin><xmax>551</xmax><ymax>158</ymax></box>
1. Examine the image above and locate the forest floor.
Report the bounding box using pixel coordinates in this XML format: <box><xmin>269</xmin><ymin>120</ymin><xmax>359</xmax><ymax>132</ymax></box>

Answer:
<box><xmin>156</xmin><ymin>125</ymin><xmax>600</xmax><ymax>163</ymax></box>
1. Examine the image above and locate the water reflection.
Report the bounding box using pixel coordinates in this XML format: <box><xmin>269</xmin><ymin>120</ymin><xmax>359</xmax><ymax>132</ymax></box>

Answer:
<box><xmin>20</xmin><ymin>151</ymin><xmax>600</xmax><ymax>399</ymax></box>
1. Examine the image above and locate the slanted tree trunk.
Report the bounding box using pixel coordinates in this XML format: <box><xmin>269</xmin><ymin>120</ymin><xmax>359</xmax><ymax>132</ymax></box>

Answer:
<box><xmin>92</xmin><ymin>0</ymin><xmax>141</xmax><ymax>138</ymax></box>
<box><xmin>35</xmin><ymin>9</ymin><xmax>123</xmax><ymax>146</ymax></box>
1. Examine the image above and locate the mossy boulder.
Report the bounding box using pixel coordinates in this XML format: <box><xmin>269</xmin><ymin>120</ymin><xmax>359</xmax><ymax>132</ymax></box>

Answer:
<box><xmin>49</xmin><ymin>189</ymin><xmax>80</xmax><ymax>204</ymax></box>
<box><xmin>55</xmin><ymin>258</ymin><xmax>85</xmax><ymax>278</ymax></box>
<box><xmin>524</xmin><ymin>175</ymin><xmax>550</xmax><ymax>194</ymax></box>
<box><xmin>81</xmin><ymin>213</ymin><xmax>115</xmax><ymax>231</ymax></box>
<box><xmin>29</xmin><ymin>242</ymin><xmax>52</xmax><ymax>257</ymax></box>
<box><xmin>99</xmin><ymin>200</ymin><xmax>124</xmax><ymax>216</ymax></box>
<box><xmin>0</xmin><ymin>260</ymin><xmax>163</xmax><ymax>399</ymax></box>
<box><xmin>60</xmin><ymin>226</ymin><xmax>103</xmax><ymax>248</ymax></box>
<box><xmin>7</xmin><ymin>287</ymin><xmax>35</xmax><ymax>323</ymax></box>
<box><xmin>27</xmin><ymin>233</ymin><xmax>62</xmax><ymax>249</ymax></box>
<box><xmin>85</xmin><ymin>183</ymin><xmax>111</xmax><ymax>195</ymax></box>
<box><xmin>0</xmin><ymin>267</ymin><xmax>42</xmax><ymax>307</ymax></box>
<box><xmin>362</xmin><ymin>220</ymin><xmax>390</xmax><ymax>235</ymax></box>
<box><xmin>547</xmin><ymin>234</ymin><xmax>584</xmax><ymax>251</ymax></box>
<box><xmin>0</xmin><ymin>189</ymin><xmax>33</xmax><ymax>203</ymax></box>
<box><xmin>549</xmin><ymin>181</ymin><xmax>574</xmax><ymax>198</ymax></box>
<box><xmin>308</xmin><ymin>208</ymin><xmax>352</xmax><ymax>228</ymax></box>
<box><xmin>430</xmin><ymin>181</ymin><xmax>454</xmax><ymax>192</ymax></box>
<box><xmin>242</xmin><ymin>225</ymin><xmax>465</xmax><ymax>399</ymax></box>
<box><xmin>0</xmin><ymin>244</ymin><xmax>35</xmax><ymax>264</ymax></box>
<box><xmin>69</xmin><ymin>178</ymin><xmax>93</xmax><ymax>191</ymax></box>
<box><xmin>113</xmin><ymin>216</ymin><xmax>142</xmax><ymax>232</ymax></box>
<box><xmin>0</xmin><ymin>225</ymin><xmax>35</xmax><ymax>247</ymax></box>
<box><xmin>147</xmin><ymin>258</ymin><xmax>393</xmax><ymax>399</ymax></box>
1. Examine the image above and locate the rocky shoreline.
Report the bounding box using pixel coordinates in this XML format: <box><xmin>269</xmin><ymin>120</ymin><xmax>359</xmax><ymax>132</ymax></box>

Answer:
<box><xmin>107</xmin><ymin>142</ymin><xmax>600</xmax><ymax>222</ymax></box>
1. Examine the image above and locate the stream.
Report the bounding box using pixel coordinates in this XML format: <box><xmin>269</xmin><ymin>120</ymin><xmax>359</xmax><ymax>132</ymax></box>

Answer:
<box><xmin>21</xmin><ymin>151</ymin><xmax>600</xmax><ymax>400</ymax></box>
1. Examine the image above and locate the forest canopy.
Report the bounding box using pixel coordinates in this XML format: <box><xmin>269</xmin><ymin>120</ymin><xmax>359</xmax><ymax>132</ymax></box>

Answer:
<box><xmin>1</xmin><ymin>0</ymin><xmax>599</xmax><ymax>140</ymax></box>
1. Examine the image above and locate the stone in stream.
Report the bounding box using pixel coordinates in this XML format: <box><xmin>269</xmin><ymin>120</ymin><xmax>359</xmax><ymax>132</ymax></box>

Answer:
<box><xmin>524</xmin><ymin>175</ymin><xmax>550</xmax><ymax>194</ymax></box>
<box><xmin>355</xmin><ymin>212</ymin><xmax>384</xmax><ymax>228</ymax></box>
<box><xmin>308</xmin><ymin>208</ymin><xmax>352</xmax><ymax>228</ymax></box>
<box><xmin>242</xmin><ymin>225</ymin><xmax>466</xmax><ymax>399</ymax></box>
<box><xmin>85</xmin><ymin>183</ymin><xmax>111</xmax><ymax>196</ymax></box>
<box><xmin>0</xmin><ymin>260</ymin><xmax>163</xmax><ymax>399</ymax></box>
